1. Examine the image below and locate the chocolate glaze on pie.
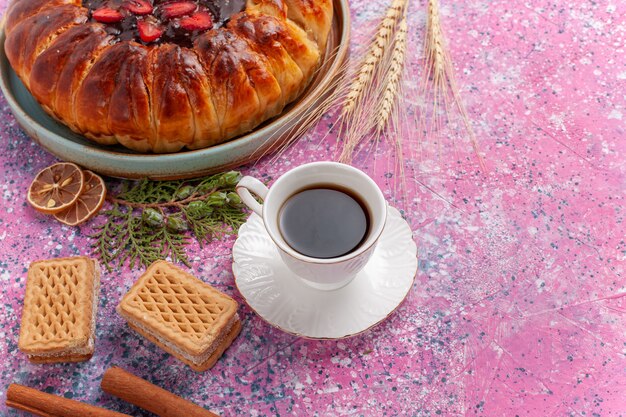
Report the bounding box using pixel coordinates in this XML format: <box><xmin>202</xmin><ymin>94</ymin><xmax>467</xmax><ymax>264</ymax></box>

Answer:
<box><xmin>82</xmin><ymin>0</ymin><xmax>246</xmax><ymax>46</ymax></box>
<box><xmin>4</xmin><ymin>0</ymin><xmax>333</xmax><ymax>153</ymax></box>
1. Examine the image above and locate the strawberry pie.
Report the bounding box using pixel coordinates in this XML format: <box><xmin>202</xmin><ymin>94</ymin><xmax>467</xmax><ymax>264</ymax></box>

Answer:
<box><xmin>4</xmin><ymin>0</ymin><xmax>333</xmax><ymax>152</ymax></box>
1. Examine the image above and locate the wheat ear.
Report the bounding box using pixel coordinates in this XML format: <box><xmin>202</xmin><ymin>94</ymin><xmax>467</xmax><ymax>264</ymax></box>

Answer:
<box><xmin>426</xmin><ymin>0</ymin><xmax>445</xmax><ymax>85</ymax></box>
<box><xmin>379</xmin><ymin>16</ymin><xmax>409</xmax><ymax>199</ymax></box>
<box><xmin>421</xmin><ymin>0</ymin><xmax>486</xmax><ymax>170</ymax></box>
<box><xmin>337</xmin><ymin>0</ymin><xmax>408</xmax><ymax>163</ymax></box>
<box><xmin>375</xmin><ymin>16</ymin><xmax>408</xmax><ymax>135</ymax></box>
<box><xmin>341</xmin><ymin>0</ymin><xmax>408</xmax><ymax>119</ymax></box>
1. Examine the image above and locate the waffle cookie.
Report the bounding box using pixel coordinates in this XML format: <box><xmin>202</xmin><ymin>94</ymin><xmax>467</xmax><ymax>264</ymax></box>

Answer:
<box><xmin>117</xmin><ymin>261</ymin><xmax>241</xmax><ymax>372</ymax></box>
<box><xmin>18</xmin><ymin>256</ymin><xmax>101</xmax><ymax>363</ymax></box>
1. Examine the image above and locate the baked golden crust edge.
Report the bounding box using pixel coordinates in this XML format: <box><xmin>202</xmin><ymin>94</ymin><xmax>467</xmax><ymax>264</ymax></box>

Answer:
<box><xmin>4</xmin><ymin>0</ymin><xmax>333</xmax><ymax>153</ymax></box>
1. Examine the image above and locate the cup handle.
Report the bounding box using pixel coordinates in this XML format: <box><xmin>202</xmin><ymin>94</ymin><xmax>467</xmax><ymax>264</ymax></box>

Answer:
<box><xmin>236</xmin><ymin>176</ymin><xmax>268</xmax><ymax>216</ymax></box>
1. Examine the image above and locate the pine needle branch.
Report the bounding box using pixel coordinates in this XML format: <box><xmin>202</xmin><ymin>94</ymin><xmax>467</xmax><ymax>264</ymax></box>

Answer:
<box><xmin>90</xmin><ymin>171</ymin><xmax>247</xmax><ymax>271</ymax></box>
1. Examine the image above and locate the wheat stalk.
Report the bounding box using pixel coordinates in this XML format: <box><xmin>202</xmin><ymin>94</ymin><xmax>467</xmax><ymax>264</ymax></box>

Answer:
<box><xmin>375</xmin><ymin>17</ymin><xmax>408</xmax><ymax>135</ymax></box>
<box><xmin>426</xmin><ymin>0</ymin><xmax>445</xmax><ymax>83</ymax></box>
<box><xmin>383</xmin><ymin>17</ymin><xmax>409</xmax><ymax>198</ymax></box>
<box><xmin>337</xmin><ymin>0</ymin><xmax>409</xmax><ymax>163</ymax></box>
<box><xmin>341</xmin><ymin>0</ymin><xmax>408</xmax><ymax>119</ymax></box>
<box><xmin>419</xmin><ymin>0</ymin><xmax>486</xmax><ymax>170</ymax></box>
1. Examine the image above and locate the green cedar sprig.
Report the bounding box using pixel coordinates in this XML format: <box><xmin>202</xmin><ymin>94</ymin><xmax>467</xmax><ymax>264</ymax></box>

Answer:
<box><xmin>91</xmin><ymin>171</ymin><xmax>247</xmax><ymax>271</ymax></box>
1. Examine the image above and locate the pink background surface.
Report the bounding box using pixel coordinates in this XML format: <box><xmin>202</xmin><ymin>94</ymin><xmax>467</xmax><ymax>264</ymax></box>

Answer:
<box><xmin>1</xmin><ymin>0</ymin><xmax>625</xmax><ymax>415</ymax></box>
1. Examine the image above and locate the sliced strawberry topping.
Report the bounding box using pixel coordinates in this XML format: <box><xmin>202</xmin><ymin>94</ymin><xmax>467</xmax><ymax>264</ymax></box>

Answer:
<box><xmin>180</xmin><ymin>11</ymin><xmax>213</xmax><ymax>31</ymax></box>
<box><xmin>122</xmin><ymin>0</ymin><xmax>153</xmax><ymax>15</ymax></box>
<box><xmin>161</xmin><ymin>2</ymin><xmax>197</xmax><ymax>19</ymax></box>
<box><xmin>92</xmin><ymin>7</ymin><xmax>124</xmax><ymax>23</ymax></box>
<box><xmin>138</xmin><ymin>20</ymin><xmax>165</xmax><ymax>43</ymax></box>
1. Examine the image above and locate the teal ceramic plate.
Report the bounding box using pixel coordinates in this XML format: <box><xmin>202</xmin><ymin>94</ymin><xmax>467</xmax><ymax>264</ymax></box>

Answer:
<box><xmin>0</xmin><ymin>0</ymin><xmax>349</xmax><ymax>179</ymax></box>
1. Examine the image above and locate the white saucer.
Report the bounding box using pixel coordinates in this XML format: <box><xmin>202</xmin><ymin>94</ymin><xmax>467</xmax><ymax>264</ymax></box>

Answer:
<box><xmin>232</xmin><ymin>206</ymin><xmax>417</xmax><ymax>339</ymax></box>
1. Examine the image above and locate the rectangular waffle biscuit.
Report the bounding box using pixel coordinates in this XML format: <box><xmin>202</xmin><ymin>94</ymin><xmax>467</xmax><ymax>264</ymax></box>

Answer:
<box><xmin>18</xmin><ymin>256</ymin><xmax>100</xmax><ymax>363</ymax></box>
<box><xmin>117</xmin><ymin>260</ymin><xmax>240</xmax><ymax>371</ymax></box>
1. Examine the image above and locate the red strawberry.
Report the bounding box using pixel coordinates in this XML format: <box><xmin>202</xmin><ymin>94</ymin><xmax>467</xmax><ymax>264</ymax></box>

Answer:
<box><xmin>180</xmin><ymin>11</ymin><xmax>213</xmax><ymax>31</ymax></box>
<box><xmin>92</xmin><ymin>7</ymin><xmax>124</xmax><ymax>23</ymax></box>
<box><xmin>122</xmin><ymin>0</ymin><xmax>153</xmax><ymax>15</ymax></box>
<box><xmin>161</xmin><ymin>2</ymin><xmax>197</xmax><ymax>19</ymax></box>
<box><xmin>138</xmin><ymin>20</ymin><xmax>164</xmax><ymax>43</ymax></box>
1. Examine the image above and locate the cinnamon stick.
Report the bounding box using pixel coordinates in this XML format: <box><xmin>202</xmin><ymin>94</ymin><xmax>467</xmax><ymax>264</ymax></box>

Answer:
<box><xmin>6</xmin><ymin>384</ymin><xmax>131</xmax><ymax>417</ymax></box>
<box><xmin>101</xmin><ymin>366</ymin><xmax>220</xmax><ymax>417</ymax></box>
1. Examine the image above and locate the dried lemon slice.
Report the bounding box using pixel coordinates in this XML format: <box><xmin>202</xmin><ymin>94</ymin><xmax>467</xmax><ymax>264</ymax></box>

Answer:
<box><xmin>27</xmin><ymin>163</ymin><xmax>85</xmax><ymax>214</ymax></box>
<box><xmin>54</xmin><ymin>171</ymin><xmax>107</xmax><ymax>226</ymax></box>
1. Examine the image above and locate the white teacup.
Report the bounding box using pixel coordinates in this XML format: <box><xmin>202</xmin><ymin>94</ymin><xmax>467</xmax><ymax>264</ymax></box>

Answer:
<box><xmin>236</xmin><ymin>161</ymin><xmax>387</xmax><ymax>290</ymax></box>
